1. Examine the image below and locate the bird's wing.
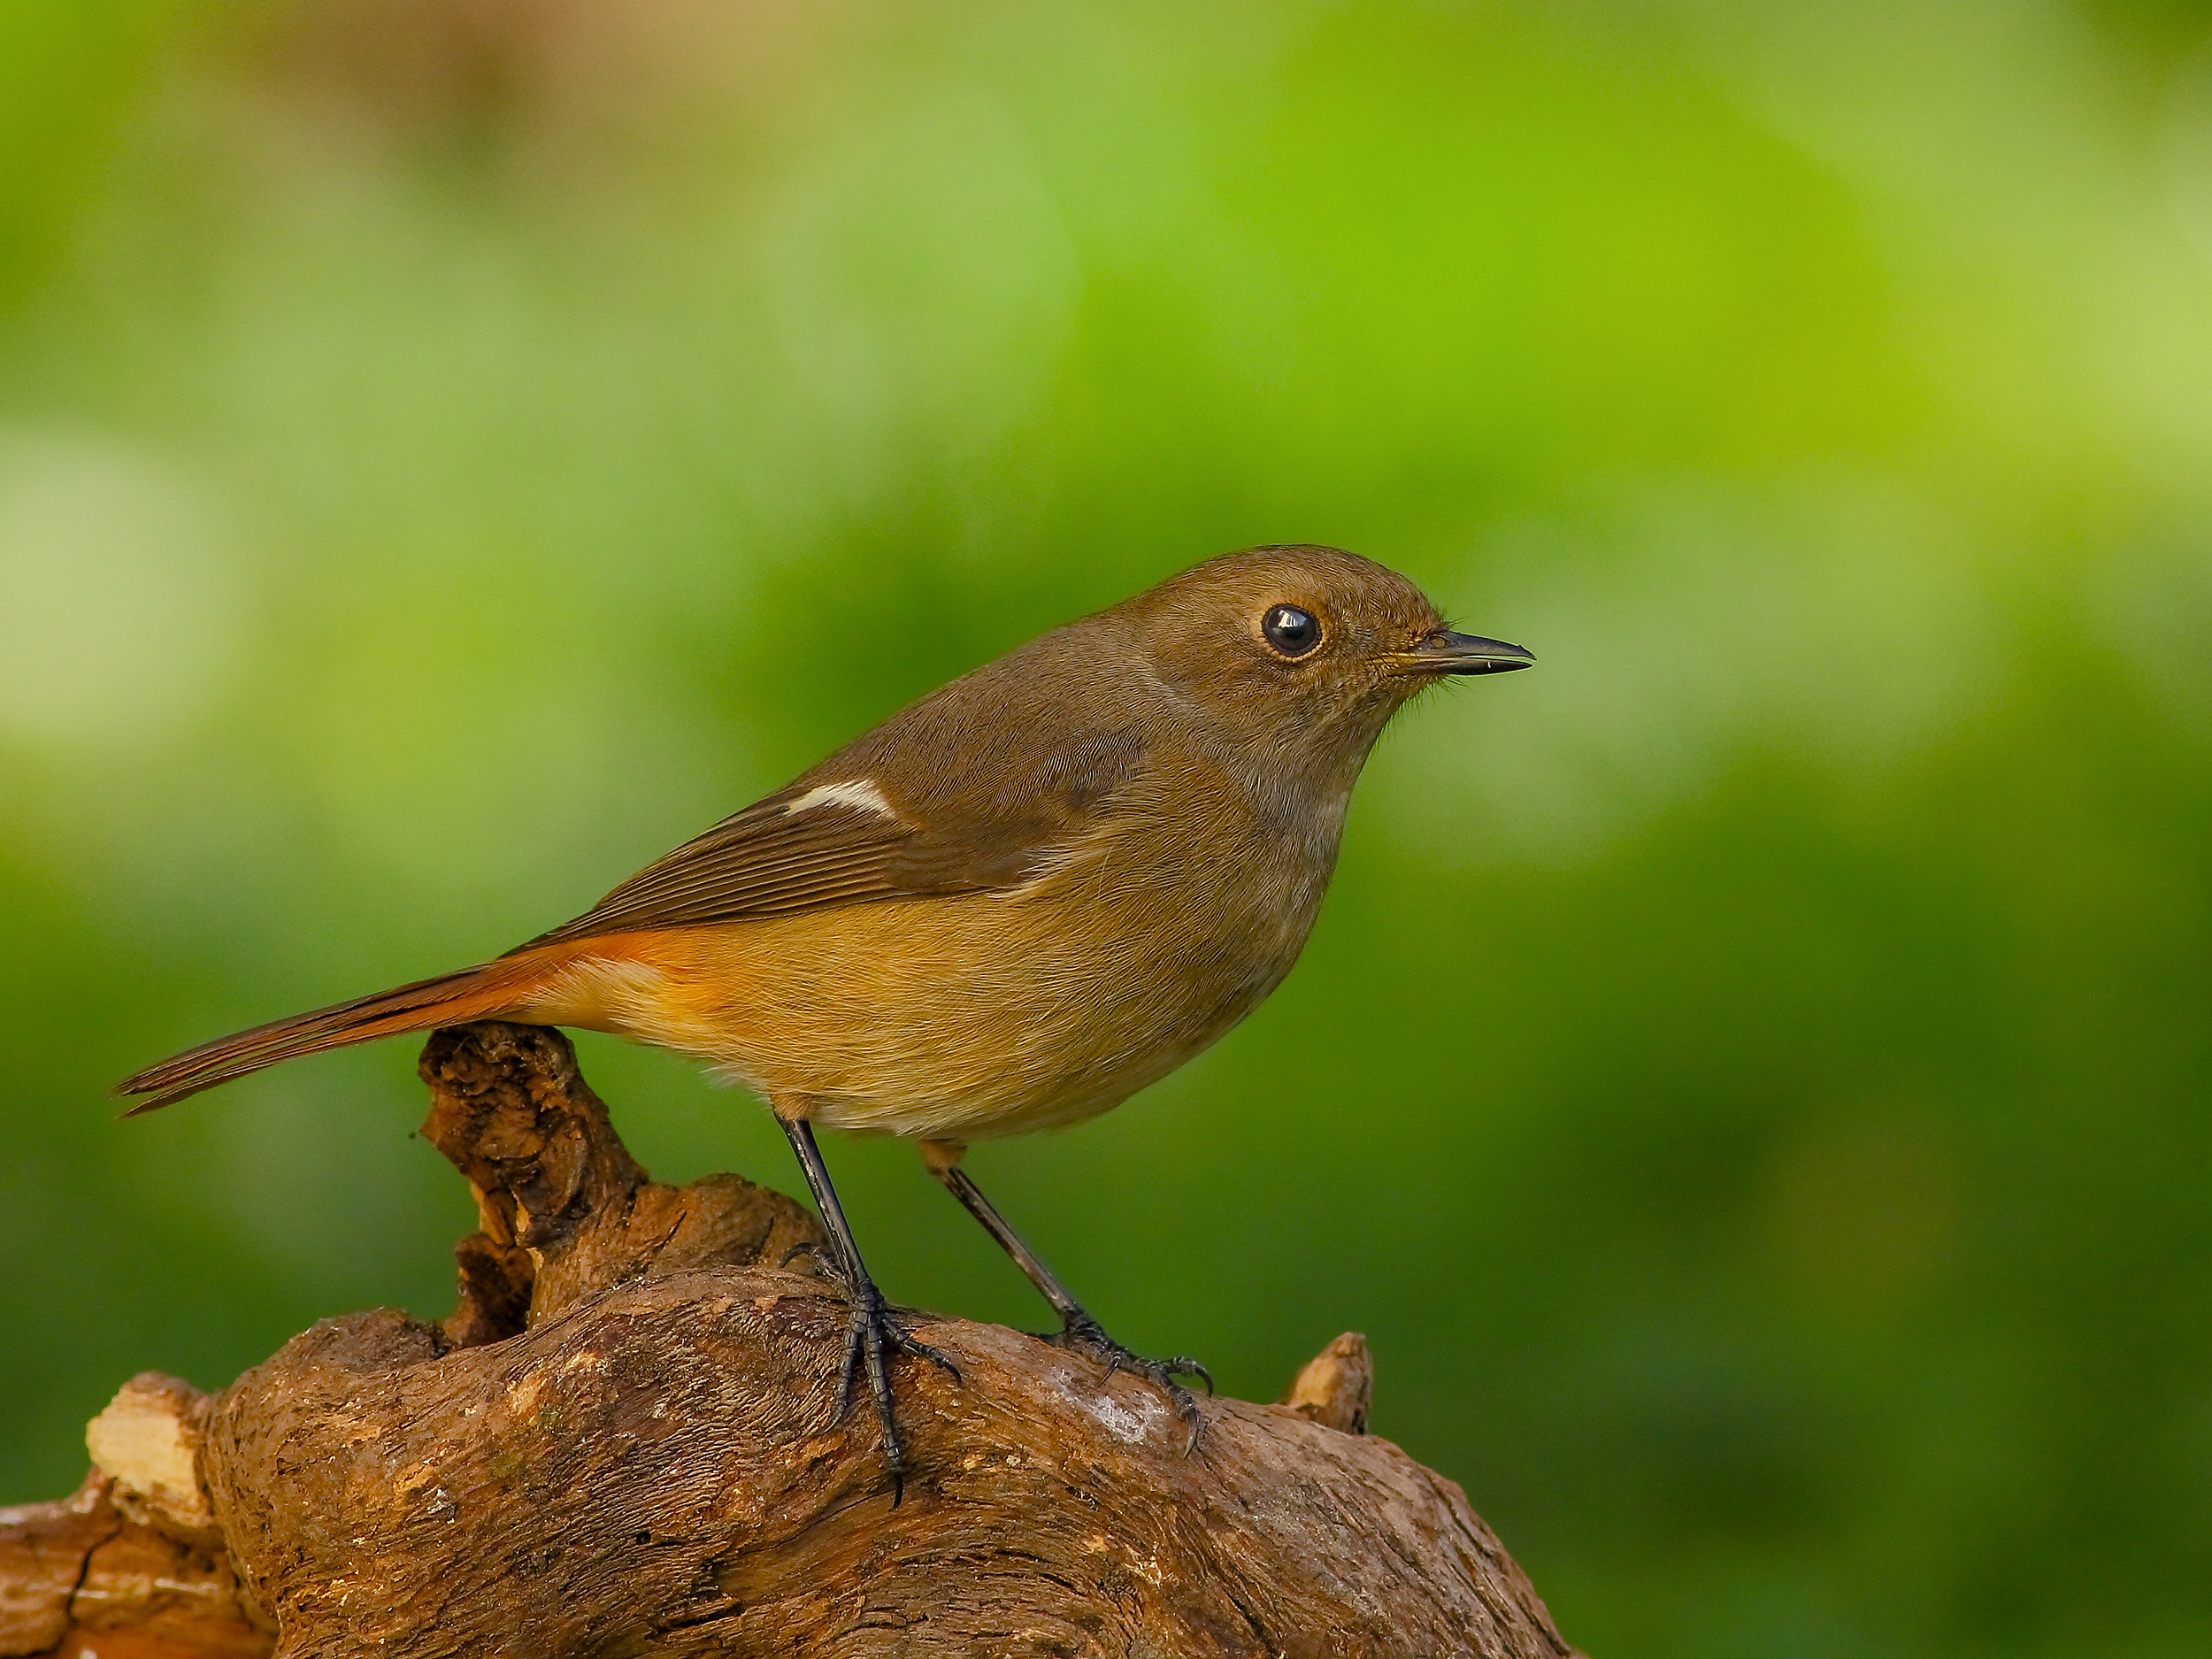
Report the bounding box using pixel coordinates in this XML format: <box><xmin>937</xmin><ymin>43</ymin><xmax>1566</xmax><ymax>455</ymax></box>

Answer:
<box><xmin>513</xmin><ymin>726</ymin><xmax>1145</xmax><ymax>950</ymax></box>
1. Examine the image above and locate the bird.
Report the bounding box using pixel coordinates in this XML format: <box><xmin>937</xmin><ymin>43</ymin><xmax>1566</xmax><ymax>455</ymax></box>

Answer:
<box><xmin>116</xmin><ymin>543</ymin><xmax>1532</xmax><ymax>1483</ymax></box>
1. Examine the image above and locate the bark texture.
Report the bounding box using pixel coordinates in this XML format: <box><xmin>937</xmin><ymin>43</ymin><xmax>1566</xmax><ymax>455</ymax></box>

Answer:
<box><xmin>3</xmin><ymin>1022</ymin><xmax>1578</xmax><ymax>1658</ymax></box>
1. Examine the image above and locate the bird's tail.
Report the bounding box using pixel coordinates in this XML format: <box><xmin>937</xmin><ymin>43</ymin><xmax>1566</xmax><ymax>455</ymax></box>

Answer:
<box><xmin>112</xmin><ymin>954</ymin><xmax>561</xmax><ymax>1114</ymax></box>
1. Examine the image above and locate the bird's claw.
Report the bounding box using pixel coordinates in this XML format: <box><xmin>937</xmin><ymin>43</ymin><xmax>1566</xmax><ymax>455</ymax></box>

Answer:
<box><xmin>1046</xmin><ymin>1312</ymin><xmax>1210</xmax><ymax>1452</ymax></box>
<box><xmin>834</xmin><ymin>1292</ymin><xmax>964</xmax><ymax>1417</ymax></box>
<box><xmin>780</xmin><ymin>1238</ymin><xmax>829</xmax><ymax>1273</ymax></box>
<box><xmin>822</xmin><ymin>1274</ymin><xmax>961</xmax><ymax>1503</ymax></box>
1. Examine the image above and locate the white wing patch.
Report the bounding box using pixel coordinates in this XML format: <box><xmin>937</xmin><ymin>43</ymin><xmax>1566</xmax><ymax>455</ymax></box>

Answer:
<box><xmin>783</xmin><ymin>778</ymin><xmax>897</xmax><ymax>819</ymax></box>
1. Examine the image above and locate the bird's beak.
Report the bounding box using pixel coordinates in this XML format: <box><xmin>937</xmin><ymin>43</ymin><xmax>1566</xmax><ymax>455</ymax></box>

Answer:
<box><xmin>1387</xmin><ymin>630</ymin><xmax>1535</xmax><ymax>676</ymax></box>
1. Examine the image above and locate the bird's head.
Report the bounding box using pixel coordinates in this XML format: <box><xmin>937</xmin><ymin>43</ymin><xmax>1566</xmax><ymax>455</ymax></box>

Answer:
<box><xmin>1125</xmin><ymin>544</ymin><xmax>1532</xmax><ymax>790</ymax></box>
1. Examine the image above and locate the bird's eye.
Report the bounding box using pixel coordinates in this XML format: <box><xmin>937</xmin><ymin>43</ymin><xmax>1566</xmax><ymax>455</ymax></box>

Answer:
<box><xmin>1262</xmin><ymin>604</ymin><xmax>1321</xmax><ymax>658</ymax></box>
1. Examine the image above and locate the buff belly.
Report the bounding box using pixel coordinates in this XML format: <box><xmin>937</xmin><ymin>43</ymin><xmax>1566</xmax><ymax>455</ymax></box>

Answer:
<box><xmin>528</xmin><ymin>849</ymin><xmax>1320</xmax><ymax>1141</ymax></box>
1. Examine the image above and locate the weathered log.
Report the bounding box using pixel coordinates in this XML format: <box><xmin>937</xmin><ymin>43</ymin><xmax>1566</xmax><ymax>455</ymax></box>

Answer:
<box><xmin>3</xmin><ymin>1022</ymin><xmax>1578</xmax><ymax>1657</ymax></box>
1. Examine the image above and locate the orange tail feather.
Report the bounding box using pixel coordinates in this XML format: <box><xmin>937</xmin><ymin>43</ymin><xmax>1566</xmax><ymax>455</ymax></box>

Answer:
<box><xmin>112</xmin><ymin>953</ymin><xmax>563</xmax><ymax>1113</ymax></box>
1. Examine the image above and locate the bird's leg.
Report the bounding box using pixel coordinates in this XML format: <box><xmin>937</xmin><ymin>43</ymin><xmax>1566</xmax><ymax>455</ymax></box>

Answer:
<box><xmin>780</xmin><ymin>1118</ymin><xmax>959</xmax><ymax>1497</ymax></box>
<box><xmin>921</xmin><ymin>1141</ymin><xmax>1210</xmax><ymax>1451</ymax></box>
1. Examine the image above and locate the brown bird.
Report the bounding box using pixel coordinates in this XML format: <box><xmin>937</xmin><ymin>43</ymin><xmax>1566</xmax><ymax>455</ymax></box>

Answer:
<box><xmin>118</xmin><ymin>544</ymin><xmax>1532</xmax><ymax>1480</ymax></box>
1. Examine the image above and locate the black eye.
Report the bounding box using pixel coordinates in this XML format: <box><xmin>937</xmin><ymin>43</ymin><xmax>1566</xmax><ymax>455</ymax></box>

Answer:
<box><xmin>1262</xmin><ymin>604</ymin><xmax>1320</xmax><ymax>658</ymax></box>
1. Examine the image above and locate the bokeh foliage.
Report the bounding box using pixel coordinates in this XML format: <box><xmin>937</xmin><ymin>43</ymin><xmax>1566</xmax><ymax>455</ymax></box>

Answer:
<box><xmin>6</xmin><ymin>2</ymin><xmax>2212</xmax><ymax>1653</ymax></box>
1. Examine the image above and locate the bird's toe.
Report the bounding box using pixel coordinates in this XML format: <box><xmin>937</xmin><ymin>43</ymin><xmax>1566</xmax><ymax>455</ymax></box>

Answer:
<box><xmin>1044</xmin><ymin>1317</ymin><xmax>1210</xmax><ymax>1453</ymax></box>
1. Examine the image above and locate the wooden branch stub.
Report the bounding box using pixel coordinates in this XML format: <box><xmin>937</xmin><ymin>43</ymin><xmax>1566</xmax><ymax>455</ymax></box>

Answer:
<box><xmin>5</xmin><ymin>1023</ymin><xmax>1579</xmax><ymax>1657</ymax></box>
<box><xmin>417</xmin><ymin>1023</ymin><xmax>822</xmax><ymax>1344</ymax></box>
<box><xmin>85</xmin><ymin>1371</ymin><xmax>224</xmax><ymax>1549</ymax></box>
<box><xmin>1279</xmin><ymin>1331</ymin><xmax>1374</xmax><ymax>1434</ymax></box>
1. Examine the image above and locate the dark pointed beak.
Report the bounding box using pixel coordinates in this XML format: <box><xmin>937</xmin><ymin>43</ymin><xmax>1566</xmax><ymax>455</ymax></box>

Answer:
<box><xmin>1392</xmin><ymin>630</ymin><xmax>1535</xmax><ymax>676</ymax></box>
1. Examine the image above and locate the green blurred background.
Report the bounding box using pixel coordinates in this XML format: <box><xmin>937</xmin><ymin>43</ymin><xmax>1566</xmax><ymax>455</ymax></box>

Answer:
<box><xmin>5</xmin><ymin>1</ymin><xmax>2212</xmax><ymax>1652</ymax></box>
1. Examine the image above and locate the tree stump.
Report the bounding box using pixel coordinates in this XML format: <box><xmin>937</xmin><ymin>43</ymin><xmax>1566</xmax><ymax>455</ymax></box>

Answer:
<box><xmin>2</xmin><ymin>1023</ymin><xmax>1579</xmax><ymax>1657</ymax></box>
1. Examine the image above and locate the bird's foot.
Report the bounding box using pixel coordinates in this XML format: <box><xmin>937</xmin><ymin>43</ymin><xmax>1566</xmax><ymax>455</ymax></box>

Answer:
<box><xmin>814</xmin><ymin>1263</ymin><xmax>960</xmax><ymax>1502</ymax></box>
<box><xmin>1046</xmin><ymin>1310</ymin><xmax>1211</xmax><ymax>1452</ymax></box>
